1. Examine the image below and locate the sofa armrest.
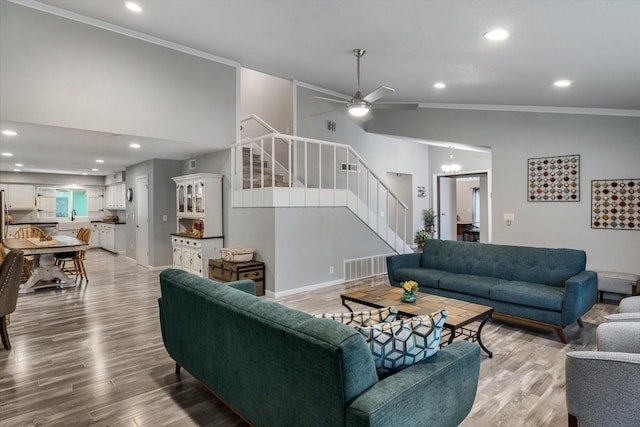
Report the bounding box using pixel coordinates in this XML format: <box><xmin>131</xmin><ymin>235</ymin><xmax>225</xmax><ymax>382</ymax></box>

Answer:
<box><xmin>346</xmin><ymin>341</ymin><xmax>480</xmax><ymax>427</ymax></box>
<box><xmin>226</xmin><ymin>279</ymin><xmax>256</xmax><ymax>295</ymax></box>
<box><xmin>386</xmin><ymin>253</ymin><xmax>421</xmax><ymax>286</ymax></box>
<box><xmin>619</xmin><ymin>295</ymin><xmax>640</xmax><ymax>313</ymax></box>
<box><xmin>604</xmin><ymin>312</ymin><xmax>640</xmax><ymax>322</ymax></box>
<box><xmin>562</xmin><ymin>270</ymin><xmax>598</xmax><ymax>324</ymax></box>
<box><xmin>597</xmin><ymin>322</ymin><xmax>640</xmax><ymax>353</ymax></box>
<box><xmin>566</xmin><ymin>351</ymin><xmax>640</xmax><ymax>427</ymax></box>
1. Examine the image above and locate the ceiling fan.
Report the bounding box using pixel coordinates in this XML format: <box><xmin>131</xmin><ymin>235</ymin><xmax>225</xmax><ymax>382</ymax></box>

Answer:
<box><xmin>313</xmin><ymin>49</ymin><xmax>418</xmax><ymax>117</ymax></box>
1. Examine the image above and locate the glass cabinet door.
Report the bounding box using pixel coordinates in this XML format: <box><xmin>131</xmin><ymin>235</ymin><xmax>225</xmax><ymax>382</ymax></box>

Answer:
<box><xmin>186</xmin><ymin>183</ymin><xmax>194</xmax><ymax>213</ymax></box>
<box><xmin>177</xmin><ymin>183</ymin><xmax>185</xmax><ymax>213</ymax></box>
<box><xmin>194</xmin><ymin>181</ymin><xmax>204</xmax><ymax>214</ymax></box>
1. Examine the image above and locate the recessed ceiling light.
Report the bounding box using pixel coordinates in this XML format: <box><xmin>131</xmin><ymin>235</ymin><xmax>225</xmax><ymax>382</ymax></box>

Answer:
<box><xmin>15</xmin><ymin>163</ymin><xmax>23</xmax><ymax>167</ymax></box>
<box><xmin>2</xmin><ymin>152</ymin><xmax>13</xmax><ymax>157</ymax></box>
<box><xmin>484</xmin><ymin>29</ymin><xmax>510</xmax><ymax>41</ymax></box>
<box><xmin>125</xmin><ymin>2</ymin><xmax>142</xmax><ymax>13</ymax></box>
<box><xmin>96</xmin><ymin>159</ymin><xmax>105</xmax><ymax>163</ymax></box>
<box><xmin>92</xmin><ymin>168</ymin><xmax>99</xmax><ymax>171</ymax></box>
<box><xmin>13</xmin><ymin>169</ymin><xmax>21</xmax><ymax>172</ymax></box>
<box><xmin>433</xmin><ymin>82</ymin><xmax>446</xmax><ymax>89</ymax></box>
<box><xmin>130</xmin><ymin>143</ymin><xmax>141</xmax><ymax>149</ymax></box>
<box><xmin>554</xmin><ymin>79</ymin><xmax>573</xmax><ymax>87</ymax></box>
<box><xmin>82</xmin><ymin>172</ymin><xmax>88</xmax><ymax>175</ymax></box>
<box><xmin>2</xmin><ymin>130</ymin><xmax>17</xmax><ymax>136</ymax></box>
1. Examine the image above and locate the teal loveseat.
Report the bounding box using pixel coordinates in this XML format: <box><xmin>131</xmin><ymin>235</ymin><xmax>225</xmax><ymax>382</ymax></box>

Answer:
<box><xmin>387</xmin><ymin>240</ymin><xmax>598</xmax><ymax>343</ymax></box>
<box><xmin>158</xmin><ymin>268</ymin><xmax>480</xmax><ymax>427</ymax></box>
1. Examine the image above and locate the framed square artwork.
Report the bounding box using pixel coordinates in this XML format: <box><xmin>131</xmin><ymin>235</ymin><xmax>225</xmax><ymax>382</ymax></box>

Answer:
<box><xmin>527</xmin><ymin>155</ymin><xmax>580</xmax><ymax>202</ymax></box>
<box><xmin>591</xmin><ymin>179</ymin><xmax>639</xmax><ymax>231</ymax></box>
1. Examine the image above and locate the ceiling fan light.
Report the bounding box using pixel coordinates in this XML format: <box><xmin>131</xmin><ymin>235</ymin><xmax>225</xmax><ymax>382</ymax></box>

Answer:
<box><xmin>348</xmin><ymin>102</ymin><xmax>370</xmax><ymax>117</ymax></box>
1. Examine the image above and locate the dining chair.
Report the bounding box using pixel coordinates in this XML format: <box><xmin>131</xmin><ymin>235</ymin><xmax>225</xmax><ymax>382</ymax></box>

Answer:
<box><xmin>55</xmin><ymin>227</ymin><xmax>92</xmax><ymax>283</ymax></box>
<box><xmin>0</xmin><ymin>249</ymin><xmax>25</xmax><ymax>350</ymax></box>
<box><xmin>13</xmin><ymin>226</ymin><xmax>46</xmax><ymax>281</ymax></box>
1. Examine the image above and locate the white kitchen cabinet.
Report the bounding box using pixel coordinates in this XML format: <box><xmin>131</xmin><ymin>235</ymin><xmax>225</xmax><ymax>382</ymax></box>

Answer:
<box><xmin>90</xmin><ymin>223</ymin><xmax>100</xmax><ymax>248</ymax></box>
<box><xmin>5</xmin><ymin>184</ymin><xmax>35</xmax><ymax>210</ymax></box>
<box><xmin>97</xmin><ymin>222</ymin><xmax>125</xmax><ymax>253</ymax></box>
<box><xmin>105</xmin><ymin>183</ymin><xmax>126</xmax><ymax>209</ymax></box>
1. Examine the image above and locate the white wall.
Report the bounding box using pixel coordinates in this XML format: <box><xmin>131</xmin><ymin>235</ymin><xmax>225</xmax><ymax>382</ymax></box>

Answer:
<box><xmin>241</xmin><ymin>68</ymin><xmax>293</xmax><ymax>135</ymax></box>
<box><xmin>0</xmin><ymin>2</ymin><xmax>236</xmax><ymax>148</ymax></box>
<box><xmin>368</xmin><ymin>108</ymin><xmax>640</xmax><ymax>274</ymax></box>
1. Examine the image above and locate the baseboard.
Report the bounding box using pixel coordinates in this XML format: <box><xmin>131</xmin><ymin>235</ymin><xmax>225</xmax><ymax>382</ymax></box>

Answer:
<box><xmin>266</xmin><ymin>278</ymin><xmax>345</xmax><ymax>299</ymax></box>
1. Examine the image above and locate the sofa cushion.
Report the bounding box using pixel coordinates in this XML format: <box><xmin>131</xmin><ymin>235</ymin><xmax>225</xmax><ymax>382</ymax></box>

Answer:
<box><xmin>392</xmin><ymin>268</ymin><xmax>447</xmax><ymax>288</ymax></box>
<box><xmin>356</xmin><ymin>310</ymin><xmax>447</xmax><ymax>376</ymax></box>
<box><xmin>439</xmin><ymin>274</ymin><xmax>506</xmax><ymax>299</ymax></box>
<box><xmin>490</xmin><ymin>281</ymin><xmax>565</xmax><ymax>312</ymax></box>
<box><xmin>314</xmin><ymin>307</ymin><xmax>398</xmax><ymax>326</ymax></box>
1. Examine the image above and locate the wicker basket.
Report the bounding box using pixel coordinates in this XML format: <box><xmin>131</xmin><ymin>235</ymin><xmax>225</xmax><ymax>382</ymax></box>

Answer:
<box><xmin>220</xmin><ymin>247</ymin><xmax>255</xmax><ymax>262</ymax></box>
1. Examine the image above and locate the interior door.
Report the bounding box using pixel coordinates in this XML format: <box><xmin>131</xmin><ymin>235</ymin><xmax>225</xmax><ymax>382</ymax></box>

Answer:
<box><xmin>136</xmin><ymin>175</ymin><xmax>149</xmax><ymax>267</ymax></box>
<box><xmin>438</xmin><ymin>176</ymin><xmax>457</xmax><ymax>240</ymax></box>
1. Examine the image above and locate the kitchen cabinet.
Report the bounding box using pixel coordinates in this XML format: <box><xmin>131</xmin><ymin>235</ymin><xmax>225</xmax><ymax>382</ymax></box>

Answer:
<box><xmin>87</xmin><ymin>187</ymin><xmax>105</xmax><ymax>217</ymax></box>
<box><xmin>90</xmin><ymin>223</ymin><xmax>100</xmax><ymax>248</ymax></box>
<box><xmin>105</xmin><ymin>183</ymin><xmax>126</xmax><ymax>209</ymax></box>
<box><xmin>97</xmin><ymin>222</ymin><xmax>126</xmax><ymax>253</ymax></box>
<box><xmin>36</xmin><ymin>187</ymin><xmax>57</xmax><ymax>219</ymax></box>
<box><xmin>4</xmin><ymin>184</ymin><xmax>35</xmax><ymax>210</ymax></box>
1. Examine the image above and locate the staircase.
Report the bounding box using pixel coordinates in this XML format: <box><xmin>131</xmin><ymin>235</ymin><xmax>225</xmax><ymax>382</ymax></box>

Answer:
<box><xmin>231</xmin><ymin>131</ymin><xmax>413</xmax><ymax>254</ymax></box>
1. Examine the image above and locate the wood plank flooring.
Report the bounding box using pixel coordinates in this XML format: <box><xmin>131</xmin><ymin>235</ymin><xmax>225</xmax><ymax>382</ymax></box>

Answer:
<box><xmin>1</xmin><ymin>250</ymin><xmax>617</xmax><ymax>426</ymax></box>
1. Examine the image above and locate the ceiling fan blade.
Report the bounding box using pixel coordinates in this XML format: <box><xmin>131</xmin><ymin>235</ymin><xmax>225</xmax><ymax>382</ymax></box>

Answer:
<box><xmin>311</xmin><ymin>96</ymin><xmax>347</xmax><ymax>104</ymax></box>
<box><xmin>371</xmin><ymin>102</ymin><xmax>419</xmax><ymax>110</ymax></box>
<box><xmin>310</xmin><ymin>107</ymin><xmax>345</xmax><ymax>117</ymax></box>
<box><xmin>362</xmin><ymin>86</ymin><xmax>395</xmax><ymax>103</ymax></box>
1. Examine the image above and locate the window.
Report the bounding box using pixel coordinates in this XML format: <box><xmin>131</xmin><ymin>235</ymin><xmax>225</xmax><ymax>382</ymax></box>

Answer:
<box><xmin>56</xmin><ymin>190</ymin><xmax>87</xmax><ymax>218</ymax></box>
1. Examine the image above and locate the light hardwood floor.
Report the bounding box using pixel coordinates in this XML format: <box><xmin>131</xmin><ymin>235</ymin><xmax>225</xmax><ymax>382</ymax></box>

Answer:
<box><xmin>1</xmin><ymin>250</ymin><xmax>617</xmax><ymax>426</ymax></box>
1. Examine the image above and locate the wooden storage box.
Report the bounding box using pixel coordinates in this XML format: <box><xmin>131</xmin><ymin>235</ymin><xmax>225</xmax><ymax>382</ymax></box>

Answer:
<box><xmin>209</xmin><ymin>258</ymin><xmax>265</xmax><ymax>296</ymax></box>
<box><xmin>220</xmin><ymin>247</ymin><xmax>255</xmax><ymax>262</ymax></box>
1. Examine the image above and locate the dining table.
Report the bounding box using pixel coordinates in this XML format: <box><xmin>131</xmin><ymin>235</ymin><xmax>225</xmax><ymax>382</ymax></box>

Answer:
<box><xmin>2</xmin><ymin>235</ymin><xmax>89</xmax><ymax>293</ymax></box>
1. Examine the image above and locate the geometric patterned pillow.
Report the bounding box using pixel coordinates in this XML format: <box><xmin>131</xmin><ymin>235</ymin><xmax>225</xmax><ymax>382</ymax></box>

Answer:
<box><xmin>355</xmin><ymin>310</ymin><xmax>448</xmax><ymax>376</ymax></box>
<box><xmin>314</xmin><ymin>306</ymin><xmax>398</xmax><ymax>327</ymax></box>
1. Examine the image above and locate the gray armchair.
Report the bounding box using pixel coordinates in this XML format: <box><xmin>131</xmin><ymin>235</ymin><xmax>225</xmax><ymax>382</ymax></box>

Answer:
<box><xmin>604</xmin><ymin>295</ymin><xmax>640</xmax><ymax>322</ymax></box>
<box><xmin>1</xmin><ymin>249</ymin><xmax>24</xmax><ymax>350</ymax></box>
<box><xmin>565</xmin><ymin>321</ymin><xmax>640</xmax><ymax>427</ymax></box>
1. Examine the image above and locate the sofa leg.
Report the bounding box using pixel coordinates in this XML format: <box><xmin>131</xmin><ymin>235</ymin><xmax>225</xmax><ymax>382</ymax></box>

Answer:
<box><xmin>568</xmin><ymin>413</ymin><xmax>578</xmax><ymax>427</ymax></box>
<box><xmin>175</xmin><ymin>363</ymin><xmax>182</xmax><ymax>375</ymax></box>
<box><xmin>1</xmin><ymin>316</ymin><xmax>11</xmax><ymax>350</ymax></box>
<box><xmin>555</xmin><ymin>327</ymin><xmax>567</xmax><ymax>344</ymax></box>
<box><xmin>577</xmin><ymin>318</ymin><xmax>584</xmax><ymax>328</ymax></box>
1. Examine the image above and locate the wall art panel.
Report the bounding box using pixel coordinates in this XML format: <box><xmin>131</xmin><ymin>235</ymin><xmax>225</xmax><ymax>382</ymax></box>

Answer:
<box><xmin>591</xmin><ymin>179</ymin><xmax>639</xmax><ymax>231</ymax></box>
<box><xmin>528</xmin><ymin>154</ymin><xmax>580</xmax><ymax>202</ymax></box>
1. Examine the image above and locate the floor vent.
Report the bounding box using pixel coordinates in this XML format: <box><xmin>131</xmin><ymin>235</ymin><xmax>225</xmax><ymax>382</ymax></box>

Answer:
<box><xmin>344</xmin><ymin>254</ymin><xmax>394</xmax><ymax>281</ymax></box>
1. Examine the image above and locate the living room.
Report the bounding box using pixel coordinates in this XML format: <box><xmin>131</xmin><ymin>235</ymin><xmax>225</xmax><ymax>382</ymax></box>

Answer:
<box><xmin>1</xmin><ymin>1</ymin><xmax>639</xmax><ymax>425</ymax></box>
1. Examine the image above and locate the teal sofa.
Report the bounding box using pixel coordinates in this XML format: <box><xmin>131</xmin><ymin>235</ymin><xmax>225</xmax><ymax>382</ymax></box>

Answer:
<box><xmin>387</xmin><ymin>240</ymin><xmax>598</xmax><ymax>343</ymax></box>
<box><xmin>158</xmin><ymin>268</ymin><xmax>480</xmax><ymax>427</ymax></box>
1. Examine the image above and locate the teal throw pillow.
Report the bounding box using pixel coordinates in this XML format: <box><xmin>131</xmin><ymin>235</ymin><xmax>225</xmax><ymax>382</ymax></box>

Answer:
<box><xmin>356</xmin><ymin>310</ymin><xmax>448</xmax><ymax>376</ymax></box>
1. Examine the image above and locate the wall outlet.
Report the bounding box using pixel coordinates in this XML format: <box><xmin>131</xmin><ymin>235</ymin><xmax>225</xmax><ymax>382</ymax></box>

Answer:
<box><xmin>329</xmin><ymin>266</ymin><xmax>334</xmax><ymax>274</ymax></box>
<box><xmin>162</xmin><ymin>214</ymin><xmax>167</xmax><ymax>222</ymax></box>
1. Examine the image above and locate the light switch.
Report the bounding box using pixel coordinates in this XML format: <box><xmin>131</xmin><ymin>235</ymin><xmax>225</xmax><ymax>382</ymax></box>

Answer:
<box><xmin>504</xmin><ymin>213</ymin><xmax>515</xmax><ymax>221</ymax></box>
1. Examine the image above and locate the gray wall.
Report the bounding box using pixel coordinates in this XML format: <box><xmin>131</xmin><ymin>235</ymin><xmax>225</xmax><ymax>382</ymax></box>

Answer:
<box><xmin>241</xmin><ymin>69</ymin><xmax>293</xmax><ymax>135</ymax></box>
<box><xmin>368</xmin><ymin>108</ymin><xmax>640</xmax><ymax>274</ymax></box>
<box><xmin>0</xmin><ymin>1</ymin><xmax>236</xmax><ymax>149</ymax></box>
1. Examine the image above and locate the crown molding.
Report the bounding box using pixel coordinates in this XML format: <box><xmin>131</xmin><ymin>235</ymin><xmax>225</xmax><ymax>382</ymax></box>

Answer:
<box><xmin>8</xmin><ymin>0</ymin><xmax>240</xmax><ymax>68</ymax></box>
<box><xmin>417</xmin><ymin>103</ymin><xmax>640</xmax><ymax>117</ymax></box>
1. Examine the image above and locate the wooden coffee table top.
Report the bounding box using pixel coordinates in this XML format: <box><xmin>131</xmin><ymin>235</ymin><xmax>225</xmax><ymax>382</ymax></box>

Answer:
<box><xmin>341</xmin><ymin>285</ymin><xmax>493</xmax><ymax>329</ymax></box>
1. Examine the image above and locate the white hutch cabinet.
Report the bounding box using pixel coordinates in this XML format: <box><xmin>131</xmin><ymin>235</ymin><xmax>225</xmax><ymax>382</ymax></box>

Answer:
<box><xmin>170</xmin><ymin>173</ymin><xmax>224</xmax><ymax>277</ymax></box>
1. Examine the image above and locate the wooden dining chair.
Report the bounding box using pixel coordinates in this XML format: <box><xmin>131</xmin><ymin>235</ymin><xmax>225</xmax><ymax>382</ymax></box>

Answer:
<box><xmin>56</xmin><ymin>227</ymin><xmax>91</xmax><ymax>283</ymax></box>
<box><xmin>0</xmin><ymin>249</ymin><xmax>24</xmax><ymax>350</ymax></box>
<box><xmin>13</xmin><ymin>226</ymin><xmax>46</xmax><ymax>281</ymax></box>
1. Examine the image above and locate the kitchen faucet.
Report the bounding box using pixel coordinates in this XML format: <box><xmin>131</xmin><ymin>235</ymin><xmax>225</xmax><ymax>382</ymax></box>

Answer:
<box><xmin>71</xmin><ymin>209</ymin><xmax>77</xmax><ymax>221</ymax></box>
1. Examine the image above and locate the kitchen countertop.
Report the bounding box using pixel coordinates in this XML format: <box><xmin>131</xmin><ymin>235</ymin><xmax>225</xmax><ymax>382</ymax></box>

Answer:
<box><xmin>91</xmin><ymin>221</ymin><xmax>126</xmax><ymax>225</ymax></box>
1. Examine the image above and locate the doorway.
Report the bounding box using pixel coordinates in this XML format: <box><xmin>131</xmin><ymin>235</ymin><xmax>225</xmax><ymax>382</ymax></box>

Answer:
<box><xmin>135</xmin><ymin>175</ymin><xmax>149</xmax><ymax>267</ymax></box>
<box><xmin>435</xmin><ymin>171</ymin><xmax>491</xmax><ymax>242</ymax></box>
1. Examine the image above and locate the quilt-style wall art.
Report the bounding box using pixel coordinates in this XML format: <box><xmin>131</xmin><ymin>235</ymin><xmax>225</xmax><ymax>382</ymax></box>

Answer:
<box><xmin>591</xmin><ymin>179</ymin><xmax>640</xmax><ymax>231</ymax></box>
<box><xmin>528</xmin><ymin>154</ymin><xmax>580</xmax><ymax>201</ymax></box>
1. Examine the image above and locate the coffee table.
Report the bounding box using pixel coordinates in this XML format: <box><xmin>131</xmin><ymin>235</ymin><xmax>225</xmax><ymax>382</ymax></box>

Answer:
<box><xmin>341</xmin><ymin>285</ymin><xmax>493</xmax><ymax>358</ymax></box>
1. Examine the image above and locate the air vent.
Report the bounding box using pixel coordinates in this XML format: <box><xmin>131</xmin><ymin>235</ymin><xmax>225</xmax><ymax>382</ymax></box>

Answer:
<box><xmin>343</xmin><ymin>253</ymin><xmax>393</xmax><ymax>281</ymax></box>
<box><xmin>341</xmin><ymin>162</ymin><xmax>359</xmax><ymax>173</ymax></box>
<box><xmin>188</xmin><ymin>159</ymin><xmax>196</xmax><ymax>170</ymax></box>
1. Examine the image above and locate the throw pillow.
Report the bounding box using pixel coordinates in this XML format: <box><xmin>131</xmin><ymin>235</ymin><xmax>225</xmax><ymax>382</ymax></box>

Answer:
<box><xmin>356</xmin><ymin>310</ymin><xmax>448</xmax><ymax>376</ymax></box>
<box><xmin>314</xmin><ymin>306</ymin><xmax>398</xmax><ymax>327</ymax></box>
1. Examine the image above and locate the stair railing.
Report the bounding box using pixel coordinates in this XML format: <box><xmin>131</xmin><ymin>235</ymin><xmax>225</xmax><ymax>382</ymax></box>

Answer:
<box><xmin>231</xmin><ymin>133</ymin><xmax>411</xmax><ymax>254</ymax></box>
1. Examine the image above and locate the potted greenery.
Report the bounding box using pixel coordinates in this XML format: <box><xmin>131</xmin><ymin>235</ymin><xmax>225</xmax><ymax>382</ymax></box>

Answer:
<box><xmin>414</xmin><ymin>229</ymin><xmax>429</xmax><ymax>249</ymax></box>
<box><xmin>422</xmin><ymin>208</ymin><xmax>436</xmax><ymax>231</ymax></box>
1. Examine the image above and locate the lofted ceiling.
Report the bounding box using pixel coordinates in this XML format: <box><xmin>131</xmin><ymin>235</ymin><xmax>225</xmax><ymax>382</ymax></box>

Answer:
<box><xmin>1</xmin><ymin>0</ymin><xmax>640</xmax><ymax>176</ymax></box>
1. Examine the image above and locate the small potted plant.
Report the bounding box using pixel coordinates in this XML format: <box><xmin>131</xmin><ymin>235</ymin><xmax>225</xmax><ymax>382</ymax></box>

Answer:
<box><xmin>414</xmin><ymin>229</ymin><xmax>429</xmax><ymax>249</ymax></box>
<box><xmin>422</xmin><ymin>208</ymin><xmax>436</xmax><ymax>234</ymax></box>
<box><xmin>400</xmin><ymin>280</ymin><xmax>419</xmax><ymax>303</ymax></box>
